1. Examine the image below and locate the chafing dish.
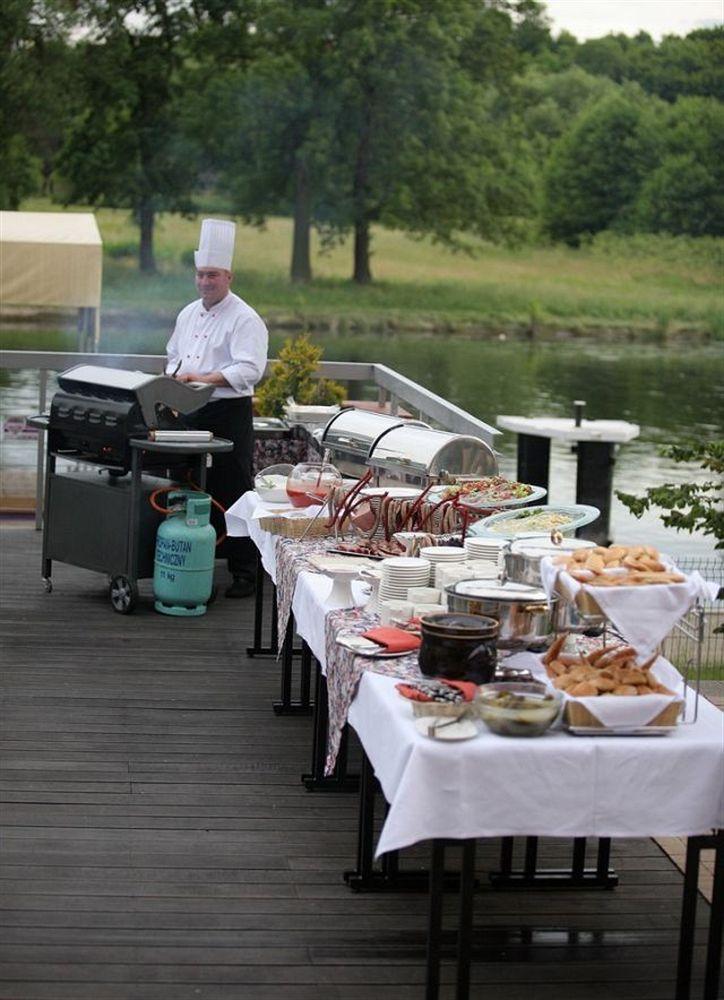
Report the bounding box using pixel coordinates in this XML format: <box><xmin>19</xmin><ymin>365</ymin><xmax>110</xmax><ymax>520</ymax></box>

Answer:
<box><xmin>319</xmin><ymin>407</ymin><xmax>429</xmax><ymax>478</ymax></box>
<box><xmin>367</xmin><ymin>425</ymin><xmax>498</xmax><ymax>487</ymax></box>
<box><xmin>503</xmin><ymin>537</ymin><xmax>596</xmax><ymax>588</ymax></box>
<box><xmin>445</xmin><ymin>579</ymin><xmax>555</xmax><ymax>651</ymax></box>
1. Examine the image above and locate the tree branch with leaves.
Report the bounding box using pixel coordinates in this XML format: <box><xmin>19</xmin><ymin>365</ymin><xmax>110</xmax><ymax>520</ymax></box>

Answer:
<box><xmin>616</xmin><ymin>440</ymin><xmax>724</xmax><ymax>549</ymax></box>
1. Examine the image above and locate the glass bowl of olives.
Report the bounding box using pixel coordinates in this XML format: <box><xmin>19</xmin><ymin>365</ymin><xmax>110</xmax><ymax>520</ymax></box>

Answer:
<box><xmin>477</xmin><ymin>683</ymin><xmax>563</xmax><ymax>737</ymax></box>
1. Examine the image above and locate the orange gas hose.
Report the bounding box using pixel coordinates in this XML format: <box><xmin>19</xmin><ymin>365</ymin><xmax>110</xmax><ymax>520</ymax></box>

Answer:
<box><xmin>149</xmin><ymin>482</ymin><xmax>228</xmax><ymax>547</ymax></box>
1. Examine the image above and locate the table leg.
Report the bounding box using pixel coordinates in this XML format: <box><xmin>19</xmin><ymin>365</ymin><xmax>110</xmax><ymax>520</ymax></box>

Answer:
<box><xmin>273</xmin><ymin>622</ymin><xmax>314</xmax><ymax>716</ymax></box>
<box><xmin>426</xmin><ymin>840</ymin><xmax>446</xmax><ymax>1000</ymax></box>
<box><xmin>704</xmin><ymin>830</ymin><xmax>723</xmax><ymax>1000</ymax></box>
<box><xmin>676</xmin><ymin>835</ymin><xmax>704</xmax><ymax>1000</ymax></box>
<box><xmin>302</xmin><ymin>660</ymin><xmax>358</xmax><ymax>792</ymax></box>
<box><xmin>490</xmin><ymin>836</ymin><xmax>618</xmax><ymax>889</ymax></box>
<box><xmin>344</xmin><ymin>749</ymin><xmax>465</xmax><ymax>893</ymax></box>
<box><xmin>677</xmin><ymin>830</ymin><xmax>724</xmax><ymax>1000</ymax></box>
<box><xmin>247</xmin><ymin>555</ymin><xmax>268</xmax><ymax>657</ymax></box>
<box><xmin>456</xmin><ymin>839</ymin><xmax>476</xmax><ymax>1000</ymax></box>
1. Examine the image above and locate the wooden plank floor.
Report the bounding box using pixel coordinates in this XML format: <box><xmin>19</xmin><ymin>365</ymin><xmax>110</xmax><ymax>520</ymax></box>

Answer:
<box><xmin>0</xmin><ymin>524</ymin><xmax>717</xmax><ymax>1000</ymax></box>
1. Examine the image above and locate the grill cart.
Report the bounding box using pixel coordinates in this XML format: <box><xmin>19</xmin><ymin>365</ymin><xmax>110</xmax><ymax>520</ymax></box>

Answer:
<box><xmin>29</xmin><ymin>365</ymin><xmax>232</xmax><ymax>613</ymax></box>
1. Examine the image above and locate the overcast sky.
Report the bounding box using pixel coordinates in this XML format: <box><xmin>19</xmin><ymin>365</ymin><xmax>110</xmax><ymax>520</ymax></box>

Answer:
<box><xmin>544</xmin><ymin>0</ymin><xmax>723</xmax><ymax>41</ymax></box>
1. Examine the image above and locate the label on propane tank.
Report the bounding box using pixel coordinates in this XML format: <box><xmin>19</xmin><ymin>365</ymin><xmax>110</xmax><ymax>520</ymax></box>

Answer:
<box><xmin>155</xmin><ymin>536</ymin><xmax>192</xmax><ymax>567</ymax></box>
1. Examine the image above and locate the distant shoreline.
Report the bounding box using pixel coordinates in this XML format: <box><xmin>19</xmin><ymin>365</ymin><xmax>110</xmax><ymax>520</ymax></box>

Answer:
<box><xmin>0</xmin><ymin>307</ymin><xmax>716</xmax><ymax>345</ymax></box>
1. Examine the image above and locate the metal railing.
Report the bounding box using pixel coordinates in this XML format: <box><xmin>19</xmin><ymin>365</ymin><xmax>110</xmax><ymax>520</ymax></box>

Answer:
<box><xmin>0</xmin><ymin>348</ymin><xmax>500</xmax><ymax>526</ymax></box>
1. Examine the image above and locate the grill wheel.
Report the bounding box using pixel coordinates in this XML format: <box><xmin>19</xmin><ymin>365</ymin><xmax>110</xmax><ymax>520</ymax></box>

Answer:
<box><xmin>109</xmin><ymin>575</ymin><xmax>138</xmax><ymax>614</ymax></box>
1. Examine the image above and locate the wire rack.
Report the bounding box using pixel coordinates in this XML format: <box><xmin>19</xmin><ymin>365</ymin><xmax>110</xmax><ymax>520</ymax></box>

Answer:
<box><xmin>661</xmin><ymin>555</ymin><xmax>723</xmax><ymax>682</ymax></box>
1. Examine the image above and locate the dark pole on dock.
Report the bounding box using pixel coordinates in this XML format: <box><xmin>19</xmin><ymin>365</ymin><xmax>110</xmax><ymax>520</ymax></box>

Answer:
<box><xmin>575</xmin><ymin>441</ymin><xmax>616</xmax><ymax>545</ymax></box>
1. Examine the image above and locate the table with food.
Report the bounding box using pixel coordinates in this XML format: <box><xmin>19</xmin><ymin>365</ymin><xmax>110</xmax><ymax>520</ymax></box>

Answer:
<box><xmin>224</xmin><ymin>420</ymin><xmax>723</xmax><ymax>1000</ymax></box>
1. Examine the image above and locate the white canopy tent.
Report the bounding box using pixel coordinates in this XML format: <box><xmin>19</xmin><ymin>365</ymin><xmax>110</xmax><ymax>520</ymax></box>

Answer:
<box><xmin>0</xmin><ymin>211</ymin><xmax>103</xmax><ymax>350</ymax></box>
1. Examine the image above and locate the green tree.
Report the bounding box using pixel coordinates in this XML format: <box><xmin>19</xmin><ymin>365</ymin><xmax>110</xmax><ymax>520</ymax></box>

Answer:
<box><xmin>515</xmin><ymin>65</ymin><xmax>615</xmax><ymax>156</ymax></box>
<box><xmin>57</xmin><ymin>2</ymin><xmax>256</xmax><ymax>272</ymax></box>
<box><xmin>543</xmin><ymin>89</ymin><xmax>662</xmax><ymax>244</ymax></box>
<box><xmin>616</xmin><ymin>441</ymin><xmax>724</xmax><ymax>550</ymax></box>
<box><xmin>207</xmin><ymin>1</ymin><xmax>341</xmax><ymax>284</ymax></box>
<box><xmin>0</xmin><ymin>1</ymin><xmax>75</xmax><ymax>208</ymax></box>
<box><xmin>323</xmin><ymin>0</ymin><xmax>537</xmax><ymax>283</ymax></box>
<box><xmin>633</xmin><ymin>97</ymin><xmax>724</xmax><ymax>237</ymax></box>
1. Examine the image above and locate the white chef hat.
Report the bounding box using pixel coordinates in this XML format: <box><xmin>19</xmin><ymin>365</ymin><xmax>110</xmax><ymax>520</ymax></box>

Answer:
<box><xmin>194</xmin><ymin>218</ymin><xmax>236</xmax><ymax>270</ymax></box>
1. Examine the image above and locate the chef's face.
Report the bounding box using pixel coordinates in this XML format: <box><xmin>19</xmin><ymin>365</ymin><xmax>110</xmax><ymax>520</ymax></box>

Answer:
<box><xmin>196</xmin><ymin>268</ymin><xmax>232</xmax><ymax>308</ymax></box>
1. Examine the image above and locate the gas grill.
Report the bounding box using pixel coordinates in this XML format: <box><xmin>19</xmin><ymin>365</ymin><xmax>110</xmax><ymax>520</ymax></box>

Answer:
<box><xmin>46</xmin><ymin>364</ymin><xmax>216</xmax><ymax>474</ymax></box>
<box><xmin>30</xmin><ymin>365</ymin><xmax>233</xmax><ymax>613</ymax></box>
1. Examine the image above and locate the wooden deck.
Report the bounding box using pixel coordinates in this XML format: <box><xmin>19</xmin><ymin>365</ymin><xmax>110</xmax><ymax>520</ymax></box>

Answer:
<box><xmin>0</xmin><ymin>524</ymin><xmax>717</xmax><ymax>1000</ymax></box>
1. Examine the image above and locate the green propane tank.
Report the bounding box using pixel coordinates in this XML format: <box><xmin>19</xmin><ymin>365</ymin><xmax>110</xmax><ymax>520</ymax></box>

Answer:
<box><xmin>153</xmin><ymin>491</ymin><xmax>216</xmax><ymax>616</ymax></box>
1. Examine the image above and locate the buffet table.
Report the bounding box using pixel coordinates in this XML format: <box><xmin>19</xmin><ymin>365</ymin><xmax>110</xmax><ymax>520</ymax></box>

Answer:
<box><xmin>227</xmin><ymin>491</ymin><xmax>724</xmax><ymax>1000</ymax></box>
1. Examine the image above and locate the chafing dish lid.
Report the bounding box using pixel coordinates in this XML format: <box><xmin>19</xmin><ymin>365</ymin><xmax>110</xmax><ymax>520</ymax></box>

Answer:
<box><xmin>447</xmin><ymin>579</ymin><xmax>549</xmax><ymax>603</ymax></box>
<box><xmin>321</xmin><ymin>407</ymin><xmax>421</xmax><ymax>455</ymax></box>
<box><xmin>508</xmin><ymin>537</ymin><xmax>596</xmax><ymax>559</ymax></box>
<box><xmin>367</xmin><ymin>425</ymin><xmax>498</xmax><ymax>476</ymax></box>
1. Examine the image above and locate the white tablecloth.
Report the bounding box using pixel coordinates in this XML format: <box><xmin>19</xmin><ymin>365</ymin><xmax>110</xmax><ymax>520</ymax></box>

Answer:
<box><xmin>349</xmin><ymin>671</ymin><xmax>724</xmax><ymax>856</ymax></box>
<box><xmin>226</xmin><ymin>491</ymin><xmax>280</xmax><ymax>583</ymax></box>
<box><xmin>227</xmin><ymin>491</ymin><xmax>724</xmax><ymax>859</ymax></box>
<box><xmin>225</xmin><ymin>491</ymin><xmax>368</xmax><ymax>669</ymax></box>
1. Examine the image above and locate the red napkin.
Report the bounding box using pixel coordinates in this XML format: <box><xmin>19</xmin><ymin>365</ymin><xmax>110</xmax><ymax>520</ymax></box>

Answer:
<box><xmin>361</xmin><ymin>626</ymin><xmax>422</xmax><ymax>654</ymax></box>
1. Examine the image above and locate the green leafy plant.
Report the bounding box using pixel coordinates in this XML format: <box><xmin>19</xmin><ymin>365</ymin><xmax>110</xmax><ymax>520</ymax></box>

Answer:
<box><xmin>256</xmin><ymin>334</ymin><xmax>346</xmax><ymax>418</ymax></box>
<box><xmin>616</xmin><ymin>440</ymin><xmax>724</xmax><ymax>548</ymax></box>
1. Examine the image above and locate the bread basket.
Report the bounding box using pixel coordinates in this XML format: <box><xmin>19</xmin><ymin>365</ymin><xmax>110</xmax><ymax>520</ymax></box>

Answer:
<box><xmin>564</xmin><ymin>699</ymin><xmax>683</xmax><ymax>729</ymax></box>
<box><xmin>257</xmin><ymin>515</ymin><xmax>331</xmax><ymax>538</ymax></box>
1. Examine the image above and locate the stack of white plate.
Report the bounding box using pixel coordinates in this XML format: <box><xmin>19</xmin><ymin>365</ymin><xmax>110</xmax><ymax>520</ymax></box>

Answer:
<box><xmin>418</xmin><ymin>546</ymin><xmax>467</xmax><ymax>590</ymax></box>
<box><xmin>419</xmin><ymin>546</ymin><xmax>467</xmax><ymax>568</ymax></box>
<box><xmin>464</xmin><ymin>536</ymin><xmax>508</xmax><ymax>563</ymax></box>
<box><xmin>379</xmin><ymin>556</ymin><xmax>432</xmax><ymax>602</ymax></box>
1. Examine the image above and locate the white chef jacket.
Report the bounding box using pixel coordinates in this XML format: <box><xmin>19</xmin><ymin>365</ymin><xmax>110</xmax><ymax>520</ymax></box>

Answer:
<box><xmin>166</xmin><ymin>291</ymin><xmax>268</xmax><ymax>400</ymax></box>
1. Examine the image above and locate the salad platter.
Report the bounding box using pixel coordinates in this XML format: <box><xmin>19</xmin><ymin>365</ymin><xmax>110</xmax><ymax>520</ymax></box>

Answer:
<box><xmin>428</xmin><ymin>477</ymin><xmax>546</xmax><ymax>509</ymax></box>
<box><xmin>469</xmin><ymin>504</ymin><xmax>600</xmax><ymax>539</ymax></box>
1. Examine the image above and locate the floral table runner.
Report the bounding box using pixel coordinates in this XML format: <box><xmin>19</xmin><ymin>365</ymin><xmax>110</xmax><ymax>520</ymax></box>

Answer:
<box><xmin>324</xmin><ymin>607</ymin><xmax>422</xmax><ymax>774</ymax></box>
<box><xmin>274</xmin><ymin>536</ymin><xmax>332</xmax><ymax>654</ymax></box>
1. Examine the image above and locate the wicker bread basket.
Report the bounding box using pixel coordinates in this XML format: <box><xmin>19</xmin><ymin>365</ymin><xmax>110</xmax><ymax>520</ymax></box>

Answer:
<box><xmin>257</xmin><ymin>515</ymin><xmax>331</xmax><ymax>538</ymax></box>
<box><xmin>564</xmin><ymin>698</ymin><xmax>683</xmax><ymax>729</ymax></box>
<box><xmin>411</xmin><ymin>700</ymin><xmax>476</xmax><ymax>719</ymax></box>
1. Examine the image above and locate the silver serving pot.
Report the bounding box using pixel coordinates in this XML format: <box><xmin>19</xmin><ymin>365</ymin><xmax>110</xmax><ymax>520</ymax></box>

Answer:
<box><xmin>503</xmin><ymin>537</ymin><xmax>596</xmax><ymax>588</ymax></box>
<box><xmin>445</xmin><ymin>579</ymin><xmax>556</xmax><ymax>651</ymax></box>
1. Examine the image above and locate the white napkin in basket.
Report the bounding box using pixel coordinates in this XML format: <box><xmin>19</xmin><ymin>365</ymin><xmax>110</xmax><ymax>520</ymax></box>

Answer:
<box><xmin>540</xmin><ymin>559</ymin><xmax>717</xmax><ymax>658</ymax></box>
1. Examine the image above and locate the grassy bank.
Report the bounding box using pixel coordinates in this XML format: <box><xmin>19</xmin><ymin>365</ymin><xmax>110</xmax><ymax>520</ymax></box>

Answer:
<box><xmin>11</xmin><ymin>198</ymin><xmax>724</xmax><ymax>341</ymax></box>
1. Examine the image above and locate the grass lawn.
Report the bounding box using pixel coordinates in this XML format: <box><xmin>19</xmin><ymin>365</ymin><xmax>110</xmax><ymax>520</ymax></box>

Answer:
<box><xmin>16</xmin><ymin>198</ymin><xmax>724</xmax><ymax>340</ymax></box>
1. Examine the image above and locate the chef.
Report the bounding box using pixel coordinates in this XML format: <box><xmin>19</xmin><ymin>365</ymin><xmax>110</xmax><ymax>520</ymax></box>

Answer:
<box><xmin>166</xmin><ymin>218</ymin><xmax>268</xmax><ymax>598</ymax></box>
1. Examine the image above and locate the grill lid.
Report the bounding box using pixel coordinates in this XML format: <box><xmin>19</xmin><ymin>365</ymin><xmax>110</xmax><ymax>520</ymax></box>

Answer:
<box><xmin>56</xmin><ymin>365</ymin><xmax>214</xmax><ymax>428</ymax></box>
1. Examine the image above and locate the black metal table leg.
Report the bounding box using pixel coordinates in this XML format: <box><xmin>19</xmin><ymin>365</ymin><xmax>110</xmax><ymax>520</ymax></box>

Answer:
<box><xmin>425</xmin><ymin>840</ymin><xmax>446</xmax><ymax>1000</ymax></box>
<box><xmin>676</xmin><ymin>829</ymin><xmax>724</xmax><ymax>1000</ymax></box>
<box><xmin>490</xmin><ymin>835</ymin><xmax>618</xmax><ymax>889</ymax></box>
<box><xmin>677</xmin><ymin>835</ymin><xmax>704</xmax><ymax>1000</ymax></box>
<box><xmin>704</xmin><ymin>830</ymin><xmax>723</xmax><ymax>1000</ymax></box>
<box><xmin>456</xmin><ymin>839</ymin><xmax>476</xmax><ymax>1000</ymax></box>
<box><xmin>273</xmin><ymin>622</ymin><xmax>314</xmax><ymax>716</ymax></box>
<box><xmin>302</xmin><ymin>660</ymin><xmax>358</xmax><ymax>792</ymax></box>
<box><xmin>344</xmin><ymin>749</ymin><xmax>468</xmax><ymax>893</ymax></box>
<box><xmin>246</xmin><ymin>553</ymin><xmax>270</xmax><ymax>658</ymax></box>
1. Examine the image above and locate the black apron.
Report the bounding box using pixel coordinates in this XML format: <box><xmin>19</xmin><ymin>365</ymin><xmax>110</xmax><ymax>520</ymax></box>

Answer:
<box><xmin>185</xmin><ymin>396</ymin><xmax>256</xmax><ymax>578</ymax></box>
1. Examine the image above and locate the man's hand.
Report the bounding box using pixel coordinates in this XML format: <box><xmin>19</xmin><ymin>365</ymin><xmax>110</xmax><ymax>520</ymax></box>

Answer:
<box><xmin>177</xmin><ymin>371</ymin><xmax>231</xmax><ymax>387</ymax></box>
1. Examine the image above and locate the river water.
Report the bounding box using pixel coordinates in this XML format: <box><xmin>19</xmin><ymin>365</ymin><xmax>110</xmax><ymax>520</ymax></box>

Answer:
<box><xmin>1</xmin><ymin>332</ymin><xmax>722</xmax><ymax>560</ymax></box>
